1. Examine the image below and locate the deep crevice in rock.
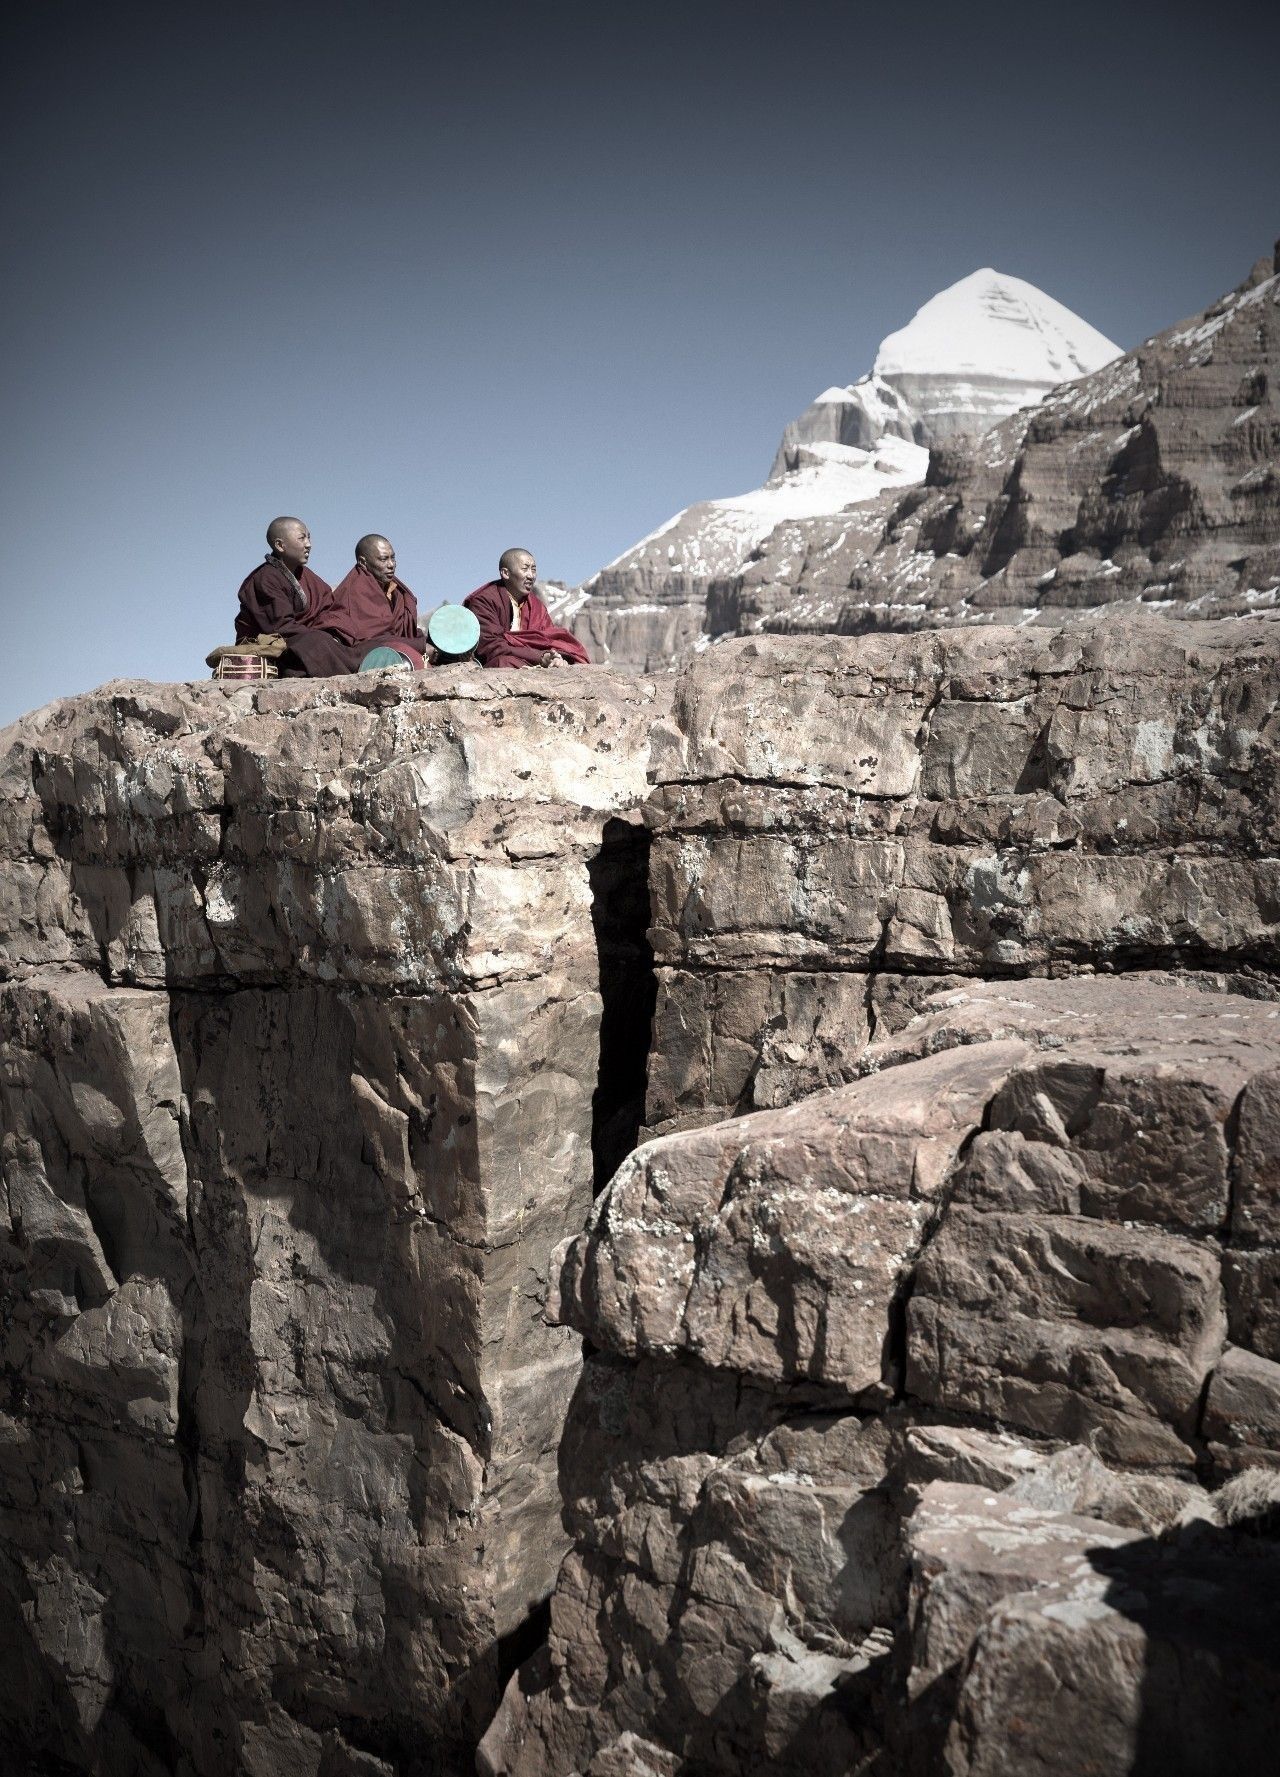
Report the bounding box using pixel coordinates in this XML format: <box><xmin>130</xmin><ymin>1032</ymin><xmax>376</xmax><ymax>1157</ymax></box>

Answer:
<box><xmin>588</xmin><ymin>816</ymin><xmax>657</xmax><ymax>1193</ymax></box>
<box><xmin>496</xmin><ymin>1597</ymin><xmax>552</xmax><ymax>1695</ymax></box>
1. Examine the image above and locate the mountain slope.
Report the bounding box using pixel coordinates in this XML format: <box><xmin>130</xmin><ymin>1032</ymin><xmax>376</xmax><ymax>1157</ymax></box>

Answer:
<box><xmin>773</xmin><ymin>268</ymin><xmax>1122</xmax><ymax>470</ymax></box>
<box><xmin>716</xmin><ymin>244</ymin><xmax>1280</xmax><ymax>641</ymax></box>
<box><xmin>565</xmin><ymin>269</ymin><xmax>1121</xmax><ymax>667</ymax></box>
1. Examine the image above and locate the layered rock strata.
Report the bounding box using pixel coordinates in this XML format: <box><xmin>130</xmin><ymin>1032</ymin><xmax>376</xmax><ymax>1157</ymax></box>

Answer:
<box><xmin>562</xmin><ymin>246</ymin><xmax>1279</xmax><ymax>666</ymax></box>
<box><xmin>5</xmin><ymin>615</ymin><xmax>1280</xmax><ymax>1774</ymax></box>
<box><xmin>720</xmin><ymin>245</ymin><xmax>1280</xmax><ymax>639</ymax></box>
<box><xmin>643</xmin><ymin>617</ymin><xmax>1280</xmax><ymax>1135</ymax></box>
<box><xmin>563</xmin><ymin>270</ymin><xmax>1121</xmax><ymax>670</ymax></box>
<box><xmin>0</xmin><ymin>668</ymin><xmax>660</xmax><ymax>1774</ymax></box>
<box><xmin>484</xmin><ymin>975</ymin><xmax>1280</xmax><ymax>1776</ymax></box>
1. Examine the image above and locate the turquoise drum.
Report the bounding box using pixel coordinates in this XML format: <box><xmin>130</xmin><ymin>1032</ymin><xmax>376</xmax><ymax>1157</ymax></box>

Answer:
<box><xmin>359</xmin><ymin>646</ymin><xmax>413</xmax><ymax>671</ymax></box>
<box><xmin>427</xmin><ymin>604</ymin><xmax>481</xmax><ymax>661</ymax></box>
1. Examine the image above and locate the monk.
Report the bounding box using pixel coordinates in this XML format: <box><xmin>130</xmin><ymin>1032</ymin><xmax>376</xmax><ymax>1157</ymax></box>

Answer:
<box><xmin>464</xmin><ymin>549</ymin><xmax>590</xmax><ymax>668</ymax></box>
<box><xmin>326</xmin><ymin>534</ymin><xmax>428</xmax><ymax>670</ymax></box>
<box><xmin>235</xmin><ymin>516</ymin><xmax>354</xmax><ymax>678</ymax></box>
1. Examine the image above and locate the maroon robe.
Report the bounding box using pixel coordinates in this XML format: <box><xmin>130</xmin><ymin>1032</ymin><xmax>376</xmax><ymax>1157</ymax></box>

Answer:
<box><xmin>325</xmin><ymin>567</ymin><xmax>427</xmax><ymax>669</ymax></box>
<box><xmin>464</xmin><ymin>581</ymin><xmax>590</xmax><ymax>668</ymax></box>
<box><xmin>235</xmin><ymin>559</ymin><xmax>356</xmax><ymax>678</ymax></box>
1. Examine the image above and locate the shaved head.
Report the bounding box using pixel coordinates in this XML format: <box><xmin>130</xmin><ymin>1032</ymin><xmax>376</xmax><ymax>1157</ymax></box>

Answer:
<box><xmin>266</xmin><ymin>516</ymin><xmax>311</xmax><ymax>573</ymax></box>
<box><xmin>267</xmin><ymin>516</ymin><xmax>305</xmax><ymax>549</ymax></box>
<box><xmin>356</xmin><ymin>533</ymin><xmax>397</xmax><ymax>588</ymax></box>
<box><xmin>499</xmin><ymin>548</ymin><xmax>538</xmax><ymax>604</ymax></box>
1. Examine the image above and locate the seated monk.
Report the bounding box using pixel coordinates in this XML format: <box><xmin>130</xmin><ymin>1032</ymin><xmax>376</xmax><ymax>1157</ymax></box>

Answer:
<box><xmin>327</xmin><ymin>534</ymin><xmax>428</xmax><ymax>670</ymax></box>
<box><xmin>464</xmin><ymin>549</ymin><xmax>590</xmax><ymax>668</ymax></box>
<box><xmin>235</xmin><ymin>516</ymin><xmax>354</xmax><ymax>678</ymax></box>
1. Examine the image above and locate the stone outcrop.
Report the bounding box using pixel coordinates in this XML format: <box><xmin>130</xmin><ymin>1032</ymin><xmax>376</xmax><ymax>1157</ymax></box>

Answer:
<box><xmin>486</xmin><ymin>975</ymin><xmax>1280</xmax><ymax>1776</ymax></box>
<box><xmin>643</xmin><ymin>616</ymin><xmax>1280</xmax><ymax>1136</ymax></box>
<box><xmin>478</xmin><ymin>615</ymin><xmax>1280</xmax><ymax>1776</ymax></box>
<box><xmin>5</xmin><ymin>613</ymin><xmax>1280</xmax><ymax>1774</ymax></box>
<box><xmin>0</xmin><ymin>668</ymin><xmax>660</xmax><ymax>1773</ymax></box>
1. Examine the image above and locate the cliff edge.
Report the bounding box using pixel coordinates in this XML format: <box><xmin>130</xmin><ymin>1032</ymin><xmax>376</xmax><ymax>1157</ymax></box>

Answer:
<box><xmin>3</xmin><ymin>619</ymin><xmax>1280</xmax><ymax>1773</ymax></box>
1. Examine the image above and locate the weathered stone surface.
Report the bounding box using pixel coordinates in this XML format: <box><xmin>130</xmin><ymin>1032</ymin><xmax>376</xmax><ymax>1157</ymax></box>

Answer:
<box><xmin>895</xmin><ymin>1425</ymin><xmax>1050</xmax><ymax>1493</ymax></box>
<box><xmin>9</xmin><ymin>618</ymin><xmax>1280</xmax><ymax>1777</ymax></box>
<box><xmin>0</xmin><ymin>671</ymin><xmax>657</xmax><ymax>990</ymax></box>
<box><xmin>644</xmin><ymin>618</ymin><xmax>1280</xmax><ymax>1132</ymax></box>
<box><xmin>478</xmin><ymin>1353</ymin><xmax>894</xmax><ymax>1777</ymax></box>
<box><xmin>944</xmin><ymin>1538</ymin><xmax>1280</xmax><ymax>1775</ymax></box>
<box><xmin>885</xmin><ymin>978</ymin><xmax>1280</xmax><ymax>1464</ymax></box>
<box><xmin>1203</xmin><ymin>1345</ymin><xmax>1280</xmax><ymax>1472</ymax></box>
<box><xmin>1224</xmin><ymin>1246</ymin><xmax>1280</xmax><ymax>1361</ymax></box>
<box><xmin>561</xmin><ymin>1040</ymin><xmax>1028</xmax><ymax>1392</ymax></box>
<box><xmin>893</xmin><ymin>1428</ymin><xmax>1204</xmax><ymax>1536</ymax></box>
<box><xmin>1235</xmin><ymin>1063</ymin><xmax>1280</xmax><ymax>1241</ymax></box>
<box><xmin>908</xmin><ymin>1208</ymin><xmax>1225</xmax><ymax>1465</ymax></box>
<box><xmin>1000</xmin><ymin>1445</ymin><xmax>1205</xmax><ymax>1535</ymax></box>
<box><xmin>904</xmin><ymin>1482</ymin><xmax>1141</xmax><ymax>1699</ymax></box>
<box><xmin>0</xmin><ymin>670</ymin><xmax>660</xmax><ymax>1773</ymax></box>
<box><xmin>494</xmin><ymin>965</ymin><xmax>1280</xmax><ymax>1776</ymax></box>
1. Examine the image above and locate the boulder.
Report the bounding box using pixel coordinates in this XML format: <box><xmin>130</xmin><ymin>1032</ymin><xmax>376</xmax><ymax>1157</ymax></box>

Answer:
<box><xmin>945</xmin><ymin>1539</ymin><xmax>1280</xmax><ymax>1774</ymax></box>
<box><xmin>502</xmin><ymin>965</ymin><xmax>1280</xmax><ymax>1776</ymax></box>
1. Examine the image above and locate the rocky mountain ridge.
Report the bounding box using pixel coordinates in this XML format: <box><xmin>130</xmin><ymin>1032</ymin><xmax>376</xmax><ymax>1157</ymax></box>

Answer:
<box><xmin>561</xmin><ymin>245</ymin><xmax>1279</xmax><ymax>666</ymax></box>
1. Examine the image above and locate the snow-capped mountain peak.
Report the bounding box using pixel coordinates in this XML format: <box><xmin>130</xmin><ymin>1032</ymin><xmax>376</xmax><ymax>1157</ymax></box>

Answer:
<box><xmin>773</xmin><ymin>269</ymin><xmax>1121</xmax><ymax>467</ymax></box>
<box><xmin>872</xmin><ymin>267</ymin><xmax>1121</xmax><ymax>387</ymax></box>
<box><xmin>563</xmin><ymin>268</ymin><xmax>1123</xmax><ymax>667</ymax></box>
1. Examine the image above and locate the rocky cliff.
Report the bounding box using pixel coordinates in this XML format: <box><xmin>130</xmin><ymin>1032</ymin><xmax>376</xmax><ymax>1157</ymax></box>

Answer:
<box><xmin>0</xmin><ymin>668</ymin><xmax>660</xmax><ymax>1773</ymax></box>
<box><xmin>482</xmin><ymin>618</ymin><xmax>1280</xmax><ymax>1776</ymax></box>
<box><xmin>721</xmin><ymin>245</ymin><xmax>1280</xmax><ymax>641</ymax></box>
<box><xmin>562</xmin><ymin>247</ymin><xmax>1278</xmax><ymax>668</ymax></box>
<box><xmin>4</xmin><ymin>617</ymin><xmax>1280</xmax><ymax>1774</ymax></box>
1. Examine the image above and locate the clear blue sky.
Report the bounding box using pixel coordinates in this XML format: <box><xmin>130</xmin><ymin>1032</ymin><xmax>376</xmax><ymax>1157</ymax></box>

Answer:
<box><xmin>1</xmin><ymin>0</ymin><xmax>1276</xmax><ymax>725</ymax></box>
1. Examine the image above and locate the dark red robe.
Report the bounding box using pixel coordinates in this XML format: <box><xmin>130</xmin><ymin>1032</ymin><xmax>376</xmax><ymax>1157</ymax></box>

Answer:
<box><xmin>463</xmin><ymin>581</ymin><xmax>590</xmax><ymax>668</ymax></box>
<box><xmin>235</xmin><ymin>559</ymin><xmax>355</xmax><ymax>678</ymax></box>
<box><xmin>325</xmin><ymin>567</ymin><xmax>427</xmax><ymax>669</ymax></box>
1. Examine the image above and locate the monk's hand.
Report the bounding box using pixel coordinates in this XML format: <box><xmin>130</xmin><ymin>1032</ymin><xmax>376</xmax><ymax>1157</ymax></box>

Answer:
<box><xmin>540</xmin><ymin>651</ymin><xmax>563</xmax><ymax>668</ymax></box>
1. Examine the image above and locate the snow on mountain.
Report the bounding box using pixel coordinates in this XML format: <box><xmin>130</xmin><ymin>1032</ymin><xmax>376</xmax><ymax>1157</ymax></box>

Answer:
<box><xmin>598</xmin><ymin>434</ymin><xmax>928</xmax><ymax>581</ymax></box>
<box><xmin>565</xmin><ymin>269</ymin><xmax>1122</xmax><ymax>662</ymax></box>
<box><xmin>774</xmin><ymin>269</ymin><xmax>1123</xmax><ymax>467</ymax></box>
<box><xmin>874</xmin><ymin>268</ymin><xmax>1121</xmax><ymax>384</ymax></box>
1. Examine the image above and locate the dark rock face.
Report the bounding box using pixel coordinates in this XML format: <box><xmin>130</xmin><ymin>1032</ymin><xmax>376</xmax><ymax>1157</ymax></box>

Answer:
<box><xmin>481</xmin><ymin>619</ymin><xmax>1280</xmax><ymax>1777</ymax></box>
<box><xmin>488</xmin><ymin>975</ymin><xmax>1280</xmax><ymax>1776</ymax></box>
<box><xmin>0</xmin><ymin>670</ymin><xmax>660</xmax><ymax>1773</ymax></box>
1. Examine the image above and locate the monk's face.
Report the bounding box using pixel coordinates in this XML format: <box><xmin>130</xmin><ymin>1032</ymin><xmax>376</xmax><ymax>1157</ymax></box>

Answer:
<box><xmin>501</xmin><ymin>552</ymin><xmax>537</xmax><ymax>604</ymax></box>
<box><xmin>360</xmin><ymin>538</ymin><xmax>397</xmax><ymax>587</ymax></box>
<box><xmin>274</xmin><ymin>523</ymin><xmax>311</xmax><ymax>573</ymax></box>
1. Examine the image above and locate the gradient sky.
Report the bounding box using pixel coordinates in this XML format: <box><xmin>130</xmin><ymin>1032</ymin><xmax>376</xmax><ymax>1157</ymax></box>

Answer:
<box><xmin>2</xmin><ymin>0</ymin><xmax>1276</xmax><ymax>726</ymax></box>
